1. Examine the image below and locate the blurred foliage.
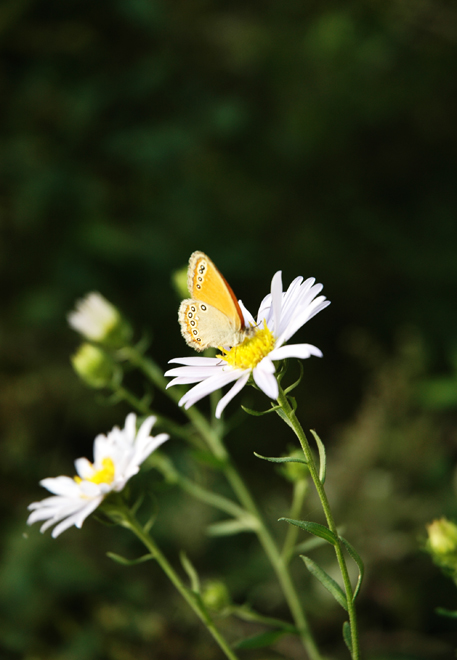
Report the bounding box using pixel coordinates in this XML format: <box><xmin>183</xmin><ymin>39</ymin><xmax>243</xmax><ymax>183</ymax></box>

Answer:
<box><xmin>2</xmin><ymin>0</ymin><xmax>457</xmax><ymax>658</ymax></box>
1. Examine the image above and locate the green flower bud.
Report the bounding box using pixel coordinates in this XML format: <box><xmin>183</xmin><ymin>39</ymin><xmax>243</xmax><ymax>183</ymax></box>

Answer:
<box><xmin>279</xmin><ymin>448</ymin><xmax>309</xmax><ymax>483</ymax></box>
<box><xmin>201</xmin><ymin>580</ymin><xmax>231</xmax><ymax>613</ymax></box>
<box><xmin>68</xmin><ymin>292</ymin><xmax>132</xmax><ymax>348</ymax></box>
<box><xmin>71</xmin><ymin>343</ymin><xmax>114</xmax><ymax>389</ymax></box>
<box><xmin>427</xmin><ymin>518</ymin><xmax>457</xmax><ymax>555</ymax></box>
<box><xmin>426</xmin><ymin>518</ymin><xmax>457</xmax><ymax>577</ymax></box>
<box><xmin>171</xmin><ymin>265</ymin><xmax>190</xmax><ymax>299</ymax></box>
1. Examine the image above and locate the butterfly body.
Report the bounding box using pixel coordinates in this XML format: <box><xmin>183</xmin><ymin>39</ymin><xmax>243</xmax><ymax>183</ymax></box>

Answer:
<box><xmin>179</xmin><ymin>251</ymin><xmax>252</xmax><ymax>351</ymax></box>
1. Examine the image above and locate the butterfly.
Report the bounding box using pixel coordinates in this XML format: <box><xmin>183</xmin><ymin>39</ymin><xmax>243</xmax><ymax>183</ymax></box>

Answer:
<box><xmin>179</xmin><ymin>251</ymin><xmax>253</xmax><ymax>352</ymax></box>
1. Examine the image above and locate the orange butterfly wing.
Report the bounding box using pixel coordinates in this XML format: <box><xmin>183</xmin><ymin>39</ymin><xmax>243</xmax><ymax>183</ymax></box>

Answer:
<box><xmin>187</xmin><ymin>251</ymin><xmax>244</xmax><ymax>330</ymax></box>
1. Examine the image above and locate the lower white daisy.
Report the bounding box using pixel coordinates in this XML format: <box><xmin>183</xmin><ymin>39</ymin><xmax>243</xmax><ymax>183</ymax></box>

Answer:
<box><xmin>27</xmin><ymin>414</ymin><xmax>169</xmax><ymax>538</ymax></box>
<box><xmin>165</xmin><ymin>271</ymin><xmax>330</xmax><ymax>418</ymax></box>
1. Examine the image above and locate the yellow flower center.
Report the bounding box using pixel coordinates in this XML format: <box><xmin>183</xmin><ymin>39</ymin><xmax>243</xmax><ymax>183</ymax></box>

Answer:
<box><xmin>74</xmin><ymin>457</ymin><xmax>116</xmax><ymax>485</ymax></box>
<box><xmin>218</xmin><ymin>324</ymin><xmax>276</xmax><ymax>370</ymax></box>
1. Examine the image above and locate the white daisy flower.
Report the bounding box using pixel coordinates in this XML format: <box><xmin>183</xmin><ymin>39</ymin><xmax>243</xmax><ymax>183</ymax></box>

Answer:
<box><xmin>165</xmin><ymin>271</ymin><xmax>330</xmax><ymax>418</ymax></box>
<box><xmin>68</xmin><ymin>292</ymin><xmax>130</xmax><ymax>345</ymax></box>
<box><xmin>27</xmin><ymin>414</ymin><xmax>169</xmax><ymax>538</ymax></box>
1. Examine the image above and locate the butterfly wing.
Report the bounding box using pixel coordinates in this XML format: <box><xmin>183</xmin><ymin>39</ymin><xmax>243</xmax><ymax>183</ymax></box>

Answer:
<box><xmin>179</xmin><ymin>299</ymin><xmax>245</xmax><ymax>351</ymax></box>
<box><xmin>187</xmin><ymin>251</ymin><xmax>244</xmax><ymax>330</ymax></box>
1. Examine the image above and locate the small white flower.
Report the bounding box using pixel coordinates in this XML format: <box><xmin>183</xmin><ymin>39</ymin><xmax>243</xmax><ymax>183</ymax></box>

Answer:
<box><xmin>68</xmin><ymin>292</ymin><xmax>124</xmax><ymax>343</ymax></box>
<box><xmin>27</xmin><ymin>414</ymin><xmax>169</xmax><ymax>538</ymax></box>
<box><xmin>165</xmin><ymin>271</ymin><xmax>329</xmax><ymax>418</ymax></box>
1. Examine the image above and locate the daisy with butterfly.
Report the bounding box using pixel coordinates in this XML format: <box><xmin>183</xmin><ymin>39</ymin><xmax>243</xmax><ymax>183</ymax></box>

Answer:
<box><xmin>166</xmin><ymin>251</ymin><xmax>330</xmax><ymax>418</ymax></box>
<box><xmin>168</xmin><ymin>252</ymin><xmax>361</xmax><ymax>659</ymax></box>
<box><xmin>29</xmin><ymin>251</ymin><xmax>362</xmax><ymax>660</ymax></box>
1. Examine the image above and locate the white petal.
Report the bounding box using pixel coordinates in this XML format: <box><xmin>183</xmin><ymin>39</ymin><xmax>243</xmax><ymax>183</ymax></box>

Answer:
<box><xmin>52</xmin><ymin>498</ymin><xmax>103</xmax><ymax>537</ymax></box>
<box><xmin>269</xmin><ymin>343</ymin><xmax>323</xmax><ymax>360</ymax></box>
<box><xmin>281</xmin><ymin>297</ymin><xmax>329</xmax><ymax>343</ymax></box>
<box><xmin>168</xmin><ymin>357</ymin><xmax>223</xmax><ymax>366</ymax></box>
<box><xmin>270</xmin><ymin>271</ymin><xmax>283</xmax><ymax>336</ymax></box>
<box><xmin>135</xmin><ymin>415</ymin><xmax>157</xmax><ymax>446</ymax></box>
<box><xmin>256</xmin><ymin>293</ymin><xmax>273</xmax><ymax>325</ymax></box>
<box><xmin>253</xmin><ymin>366</ymin><xmax>279</xmax><ymax>399</ymax></box>
<box><xmin>123</xmin><ymin>413</ymin><xmax>137</xmax><ymax>444</ymax></box>
<box><xmin>238</xmin><ymin>300</ymin><xmax>256</xmax><ymax>327</ymax></box>
<box><xmin>39</xmin><ymin>476</ymin><xmax>80</xmax><ymax>496</ymax></box>
<box><xmin>74</xmin><ymin>458</ymin><xmax>94</xmax><ymax>480</ymax></box>
<box><xmin>165</xmin><ymin>365</ymin><xmax>224</xmax><ymax>378</ymax></box>
<box><xmin>215</xmin><ymin>372</ymin><xmax>250</xmax><ymax>418</ymax></box>
<box><xmin>166</xmin><ymin>376</ymin><xmax>209</xmax><ymax>387</ymax></box>
<box><xmin>179</xmin><ymin>370</ymin><xmax>242</xmax><ymax>409</ymax></box>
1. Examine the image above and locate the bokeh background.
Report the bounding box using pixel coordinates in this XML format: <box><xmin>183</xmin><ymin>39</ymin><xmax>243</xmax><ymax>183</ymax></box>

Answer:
<box><xmin>2</xmin><ymin>0</ymin><xmax>457</xmax><ymax>658</ymax></box>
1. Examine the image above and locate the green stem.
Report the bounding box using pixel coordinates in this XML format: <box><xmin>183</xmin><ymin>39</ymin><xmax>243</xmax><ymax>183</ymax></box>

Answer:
<box><xmin>123</xmin><ymin>348</ymin><xmax>323</xmax><ymax>660</ymax></box>
<box><xmin>276</xmin><ymin>385</ymin><xmax>360</xmax><ymax>660</ymax></box>
<box><xmin>119</xmin><ymin>505</ymin><xmax>240</xmax><ymax>660</ymax></box>
<box><xmin>281</xmin><ymin>478</ymin><xmax>308</xmax><ymax>565</ymax></box>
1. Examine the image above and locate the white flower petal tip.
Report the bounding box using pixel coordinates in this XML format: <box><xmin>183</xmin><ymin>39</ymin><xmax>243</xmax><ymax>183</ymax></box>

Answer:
<box><xmin>167</xmin><ymin>269</ymin><xmax>329</xmax><ymax>416</ymax></box>
<box><xmin>27</xmin><ymin>414</ymin><xmax>168</xmax><ymax>537</ymax></box>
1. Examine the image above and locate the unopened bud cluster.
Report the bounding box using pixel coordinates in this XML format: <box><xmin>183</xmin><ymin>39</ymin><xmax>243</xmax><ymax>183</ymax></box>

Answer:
<box><xmin>426</xmin><ymin>517</ymin><xmax>457</xmax><ymax>579</ymax></box>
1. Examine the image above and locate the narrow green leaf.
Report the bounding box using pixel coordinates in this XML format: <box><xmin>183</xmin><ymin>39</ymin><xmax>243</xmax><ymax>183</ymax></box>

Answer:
<box><xmin>206</xmin><ymin>518</ymin><xmax>255</xmax><ymax>537</ymax></box>
<box><xmin>309</xmin><ymin>429</ymin><xmax>327</xmax><ymax>484</ymax></box>
<box><xmin>284</xmin><ymin>360</ymin><xmax>304</xmax><ymax>394</ymax></box>
<box><xmin>275</xmin><ymin>407</ymin><xmax>294</xmax><ymax>428</ymax></box>
<box><xmin>339</xmin><ymin>536</ymin><xmax>365</xmax><ymax>600</ymax></box>
<box><xmin>301</xmin><ymin>556</ymin><xmax>348</xmax><ymax>611</ymax></box>
<box><xmin>106</xmin><ymin>552</ymin><xmax>155</xmax><ymax>566</ymax></box>
<box><xmin>436</xmin><ymin>607</ymin><xmax>457</xmax><ymax>618</ymax></box>
<box><xmin>254</xmin><ymin>452</ymin><xmax>308</xmax><ymax>465</ymax></box>
<box><xmin>288</xmin><ymin>396</ymin><xmax>297</xmax><ymax>412</ymax></box>
<box><xmin>241</xmin><ymin>404</ymin><xmax>281</xmax><ymax>416</ymax></box>
<box><xmin>143</xmin><ymin>511</ymin><xmax>157</xmax><ymax>533</ymax></box>
<box><xmin>276</xmin><ymin>359</ymin><xmax>289</xmax><ymax>383</ymax></box>
<box><xmin>342</xmin><ymin>621</ymin><xmax>352</xmax><ymax>652</ymax></box>
<box><xmin>235</xmin><ymin>629</ymin><xmax>286</xmax><ymax>650</ymax></box>
<box><xmin>279</xmin><ymin>518</ymin><xmax>337</xmax><ymax>546</ymax></box>
<box><xmin>232</xmin><ymin>605</ymin><xmax>298</xmax><ymax>634</ymax></box>
<box><xmin>180</xmin><ymin>551</ymin><xmax>200</xmax><ymax>593</ymax></box>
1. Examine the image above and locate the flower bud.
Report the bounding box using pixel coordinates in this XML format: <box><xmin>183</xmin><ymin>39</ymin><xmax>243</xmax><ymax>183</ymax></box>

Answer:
<box><xmin>427</xmin><ymin>518</ymin><xmax>457</xmax><ymax>555</ymax></box>
<box><xmin>201</xmin><ymin>580</ymin><xmax>231</xmax><ymax>613</ymax></box>
<box><xmin>71</xmin><ymin>343</ymin><xmax>114</xmax><ymax>389</ymax></box>
<box><xmin>279</xmin><ymin>448</ymin><xmax>309</xmax><ymax>483</ymax></box>
<box><xmin>171</xmin><ymin>265</ymin><xmax>190</xmax><ymax>299</ymax></box>
<box><xmin>68</xmin><ymin>292</ymin><xmax>132</xmax><ymax>347</ymax></box>
<box><xmin>426</xmin><ymin>518</ymin><xmax>457</xmax><ymax>577</ymax></box>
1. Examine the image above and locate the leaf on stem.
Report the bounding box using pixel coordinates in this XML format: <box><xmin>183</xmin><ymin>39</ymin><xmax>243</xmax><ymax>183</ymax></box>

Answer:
<box><xmin>283</xmin><ymin>360</ymin><xmax>304</xmax><ymax>394</ymax></box>
<box><xmin>309</xmin><ymin>429</ymin><xmax>326</xmax><ymax>484</ymax></box>
<box><xmin>275</xmin><ymin>407</ymin><xmax>294</xmax><ymax>428</ymax></box>
<box><xmin>232</xmin><ymin>604</ymin><xmax>298</xmax><ymax>634</ymax></box>
<box><xmin>180</xmin><ymin>551</ymin><xmax>201</xmax><ymax>593</ymax></box>
<box><xmin>301</xmin><ymin>556</ymin><xmax>348</xmax><ymax>611</ymax></box>
<box><xmin>235</xmin><ymin>629</ymin><xmax>287</xmax><ymax>650</ymax></box>
<box><xmin>339</xmin><ymin>536</ymin><xmax>365</xmax><ymax>600</ymax></box>
<box><xmin>106</xmin><ymin>551</ymin><xmax>155</xmax><ymax>566</ymax></box>
<box><xmin>279</xmin><ymin>518</ymin><xmax>338</xmax><ymax>546</ymax></box>
<box><xmin>254</xmin><ymin>452</ymin><xmax>308</xmax><ymax>466</ymax></box>
<box><xmin>342</xmin><ymin>621</ymin><xmax>353</xmax><ymax>652</ymax></box>
<box><xmin>241</xmin><ymin>404</ymin><xmax>281</xmax><ymax>417</ymax></box>
<box><xmin>206</xmin><ymin>517</ymin><xmax>256</xmax><ymax>537</ymax></box>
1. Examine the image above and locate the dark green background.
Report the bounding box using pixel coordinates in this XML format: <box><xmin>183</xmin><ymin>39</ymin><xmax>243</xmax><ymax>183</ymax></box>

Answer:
<box><xmin>2</xmin><ymin>1</ymin><xmax>457</xmax><ymax>658</ymax></box>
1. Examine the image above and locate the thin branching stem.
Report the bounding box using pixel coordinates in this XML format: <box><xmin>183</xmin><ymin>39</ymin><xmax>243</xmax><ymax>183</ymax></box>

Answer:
<box><xmin>116</xmin><ymin>505</ymin><xmax>240</xmax><ymax>660</ymax></box>
<box><xmin>277</xmin><ymin>384</ymin><xmax>360</xmax><ymax>660</ymax></box>
<box><xmin>123</xmin><ymin>348</ymin><xmax>324</xmax><ymax>660</ymax></box>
